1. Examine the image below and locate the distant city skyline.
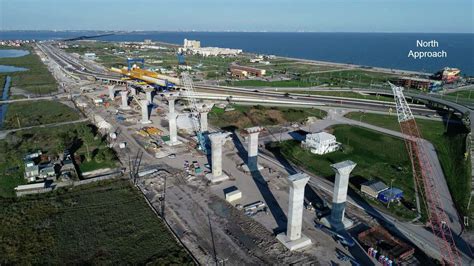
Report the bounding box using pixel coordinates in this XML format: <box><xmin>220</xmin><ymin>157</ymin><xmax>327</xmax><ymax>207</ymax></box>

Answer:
<box><xmin>1</xmin><ymin>0</ymin><xmax>473</xmax><ymax>33</ymax></box>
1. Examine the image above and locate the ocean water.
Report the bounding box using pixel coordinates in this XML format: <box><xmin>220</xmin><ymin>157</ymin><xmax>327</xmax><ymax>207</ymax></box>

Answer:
<box><xmin>1</xmin><ymin>31</ymin><xmax>473</xmax><ymax>75</ymax></box>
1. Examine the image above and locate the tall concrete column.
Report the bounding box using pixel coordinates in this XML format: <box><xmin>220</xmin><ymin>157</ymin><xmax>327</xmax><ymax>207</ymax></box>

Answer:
<box><xmin>167</xmin><ymin>112</ymin><xmax>179</xmax><ymax>145</ymax></box>
<box><xmin>140</xmin><ymin>100</ymin><xmax>151</xmax><ymax>124</ymax></box>
<box><xmin>206</xmin><ymin>132</ymin><xmax>231</xmax><ymax>183</ymax></box>
<box><xmin>145</xmin><ymin>89</ymin><xmax>153</xmax><ymax>104</ymax></box>
<box><xmin>168</xmin><ymin>98</ymin><xmax>176</xmax><ymax>113</ymax></box>
<box><xmin>199</xmin><ymin>111</ymin><xmax>209</xmax><ymax>132</ymax></box>
<box><xmin>330</xmin><ymin>160</ymin><xmax>356</xmax><ymax>226</ymax></box>
<box><xmin>120</xmin><ymin>91</ymin><xmax>130</xmax><ymax>109</ymax></box>
<box><xmin>130</xmin><ymin>87</ymin><xmax>137</xmax><ymax>96</ymax></box>
<box><xmin>277</xmin><ymin>173</ymin><xmax>312</xmax><ymax>250</ymax></box>
<box><xmin>245</xmin><ymin>126</ymin><xmax>263</xmax><ymax>171</ymax></box>
<box><xmin>108</xmin><ymin>85</ymin><xmax>115</xmax><ymax>100</ymax></box>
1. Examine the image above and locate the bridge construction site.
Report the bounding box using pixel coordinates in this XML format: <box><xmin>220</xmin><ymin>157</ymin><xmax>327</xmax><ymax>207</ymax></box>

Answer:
<box><xmin>6</xmin><ymin>40</ymin><xmax>472</xmax><ymax>265</ymax></box>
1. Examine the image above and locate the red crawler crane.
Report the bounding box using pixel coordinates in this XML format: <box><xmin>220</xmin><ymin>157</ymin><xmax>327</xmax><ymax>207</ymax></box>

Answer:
<box><xmin>390</xmin><ymin>83</ymin><xmax>461</xmax><ymax>265</ymax></box>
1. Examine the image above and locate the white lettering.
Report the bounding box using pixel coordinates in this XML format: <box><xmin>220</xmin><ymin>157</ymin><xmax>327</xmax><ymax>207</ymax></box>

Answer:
<box><xmin>408</xmin><ymin>50</ymin><xmax>447</xmax><ymax>59</ymax></box>
<box><xmin>416</xmin><ymin>40</ymin><xmax>439</xmax><ymax>47</ymax></box>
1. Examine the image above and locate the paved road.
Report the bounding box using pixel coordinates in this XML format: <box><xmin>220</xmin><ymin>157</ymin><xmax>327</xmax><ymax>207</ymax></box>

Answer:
<box><xmin>262</xmin><ymin>109</ymin><xmax>461</xmax><ymax>233</ymax></box>
<box><xmin>257</xmin><ymin>134</ymin><xmax>473</xmax><ymax>264</ymax></box>
<box><xmin>256</xmin><ymin>108</ymin><xmax>473</xmax><ymax>262</ymax></box>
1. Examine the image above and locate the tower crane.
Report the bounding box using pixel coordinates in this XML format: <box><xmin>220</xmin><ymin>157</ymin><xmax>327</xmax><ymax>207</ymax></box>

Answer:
<box><xmin>181</xmin><ymin>72</ymin><xmax>208</xmax><ymax>154</ymax></box>
<box><xmin>390</xmin><ymin>82</ymin><xmax>461</xmax><ymax>265</ymax></box>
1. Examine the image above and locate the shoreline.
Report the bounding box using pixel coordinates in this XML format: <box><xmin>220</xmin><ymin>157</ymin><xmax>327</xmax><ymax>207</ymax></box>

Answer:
<box><xmin>145</xmin><ymin>40</ymin><xmax>434</xmax><ymax>77</ymax></box>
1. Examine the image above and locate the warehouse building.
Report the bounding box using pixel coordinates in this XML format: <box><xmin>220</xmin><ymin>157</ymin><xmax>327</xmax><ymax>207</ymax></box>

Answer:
<box><xmin>394</xmin><ymin>77</ymin><xmax>442</xmax><ymax>92</ymax></box>
<box><xmin>229</xmin><ymin>64</ymin><xmax>266</xmax><ymax>77</ymax></box>
<box><xmin>361</xmin><ymin>180</ymin><xmax>388</xmax><ymax>199</ymax></box>
<box><xmin>230</xmin><ymin>68</ymin><xmax>248</xmax><ymax>79</ymax></box>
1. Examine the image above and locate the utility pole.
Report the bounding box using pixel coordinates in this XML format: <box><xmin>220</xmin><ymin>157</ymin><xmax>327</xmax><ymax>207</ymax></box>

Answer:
<box><xmin>208</xmin><ymin>213</ymin><xmax>218</xmax><ymax>266</ymax></box>
<box><xmin>161</xmin><ymin>175</ymin><xmax>167</xmax><ymax>218</ymax></box>
<box><xmin>387</xmin><ymin>179</ymin><xmax>394</xmax><ymax>208</ymax></box>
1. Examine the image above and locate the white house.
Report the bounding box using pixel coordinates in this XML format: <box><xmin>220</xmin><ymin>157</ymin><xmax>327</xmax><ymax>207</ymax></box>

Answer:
<box><xmin>84</xmin><ymin>53</ymin><xmax>96</xmax><ymax>60</ymax></box>
<box><xmin>302</xmin><ymin>132</ymin><xmax>340</xmax><ymax>155</ymax></box>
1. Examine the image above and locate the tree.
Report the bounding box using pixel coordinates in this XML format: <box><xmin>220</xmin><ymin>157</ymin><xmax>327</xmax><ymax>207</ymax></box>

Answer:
<box><xmin>78</xmin><ymin>125</ymin><xmax>95</xmax><ymax>162</ymax></box>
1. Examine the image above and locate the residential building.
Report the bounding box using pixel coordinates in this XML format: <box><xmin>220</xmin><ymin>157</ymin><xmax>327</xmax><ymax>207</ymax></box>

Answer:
<box><xmin>24</xmin><ymin>165</ymin><xmax>40</xmax><ymax>182</ymax></box>
<box><xmin>84</xmin><ymin>53</ymin><xmax>96</xmax><ymax>60</ymax></box>
<box><xmin>39</xmin><ymin>165</ymin><xmax>56</xmax><ymax>179</ymax></box>
<box><xmin>301</xmin><ymin>132</ymin><xmax>340</xmax><ymax>155</ymax></box>
<box><xmin>184</xmin><ymin>39</ymin><xmax>201</xmax><ymax>49</ymax></box>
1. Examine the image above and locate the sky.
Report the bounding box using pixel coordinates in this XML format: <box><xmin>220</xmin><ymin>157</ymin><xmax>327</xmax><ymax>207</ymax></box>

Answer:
<box><xmin>0</xmin><ymin>0</ymin><xmax>473</xmax><ymax>33</ymax></box>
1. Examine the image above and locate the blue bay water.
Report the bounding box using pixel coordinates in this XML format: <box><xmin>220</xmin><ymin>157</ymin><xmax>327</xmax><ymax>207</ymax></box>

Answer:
<box><xmin>0</xmin><ymin>49</ymin><xmax>29</xmax><ymax>58</ymax></box>
<box><xmin>1</xmin><ymin>31</ymin><xmax>473</xmax><ymax>75</ymax></box>
<box><xmin>0</xmin><ymin>49</ymin><xmax>30</xmax><ymax>73</ymax></box>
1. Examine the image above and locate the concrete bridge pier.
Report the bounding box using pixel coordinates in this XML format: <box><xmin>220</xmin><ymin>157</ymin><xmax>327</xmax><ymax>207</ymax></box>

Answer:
<box><xmin>108</xmin><ymin>85</ymin><xmax>115</xmax><ymax>100</ymax></box>
<box><xmin>206</xmin><ymin>132</ymin><xmax>232</xmax><ymax>183</ymax></box>
<box><xmin>140</xmin><ymin>100</ymin><xmax>151</xmax><ymax>124</ymax></box>
<box><xmin>277</xmin><ymin>173</ymin><xmax>312</xmax><ymax>251</ymax></box>
<box><xmin>120</xmin><ymin>91</ymin><xmax>130</xmax><ymax>110</ymax></box>
<box><xmin>245</xmin><ymin>126</ymin><xmax>264</xmax><ymax>172</ymax></box>
<box><xmin>166</xmin><ymin>112</ymin><xmax>182</xmax><ymax>146</ymax></box>
<box><xmin>321</xmin><ymin>160</ymin><xmax>357</xmax><ymax>231</ymax></box>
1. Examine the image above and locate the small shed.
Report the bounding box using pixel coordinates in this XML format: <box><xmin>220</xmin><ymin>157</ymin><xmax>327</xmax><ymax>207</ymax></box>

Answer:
<box><xmin>378</xmin><ymin>188</ymin><xmax>403</xmax><ymax>203</ymax></box>
<box><xmin>361</xmin><ymin>180</ymin><xmax>388</xmax><ymax>199</ymax></box>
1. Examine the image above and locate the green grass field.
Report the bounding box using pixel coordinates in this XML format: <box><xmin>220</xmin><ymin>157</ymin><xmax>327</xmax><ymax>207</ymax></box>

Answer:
<box><xmin>230</xmin><ymin>79</ymin><xmax>316</xmax><ymax>87</ymax></box>
<box><xmin>3</xmin><ymin>101</ymin><xmax>81</xmax><ymax>129</ymax></box>
<box><xmin>209</xmin><ymin>104</ymin><xmax>327</xmax><ymax>129</ymax></box>
<box><xmin>444</xmin><ymin>89</ymin><xmax>474</xmax><ymax>103</ymax></box>
<box><xmin>230</xmin><ymin>69</ymin><xmax>398</xmax><ymax>89</ymax></box>
<box><xmin>267</xmin><ymin>125</ymin><xmax>418</xmax><ymax>220</ymax></box>
<box><xmin>0</xmin><ymin>123</ymin><xmax>119</xmax><ymax>197</ymax></box>
<box><xmin>0</xmin><ymin>45</ymin><xmax>57</xmax><ymax>94</ymax></box>
<box><xmin>345</xmin><ymin>112</ymin><xmax>472</xmax><ymax>226</ymax></box>
<box><xmin>0</xmin><ymin>180</ymin><xmax>192</xmax><ymax>264</ymax></box>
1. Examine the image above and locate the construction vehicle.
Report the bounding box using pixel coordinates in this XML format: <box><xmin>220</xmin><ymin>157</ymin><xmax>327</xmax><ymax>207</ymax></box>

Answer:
<box><xmin>390</xmin><ymin>82</ymin><xmax>461</xmax><ymax>265</ymax></box>
<box><xmin>181</xmin><ymin>72</ymin><xmax>208</xmax><ymax>154</ymax></box>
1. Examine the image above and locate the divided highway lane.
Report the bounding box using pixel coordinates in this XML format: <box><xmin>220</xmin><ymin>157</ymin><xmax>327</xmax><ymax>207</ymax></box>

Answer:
<box><xmin>193</xmin><ymin>84</ymin><xmax>436</xmax><ymax>116</ymax></box>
